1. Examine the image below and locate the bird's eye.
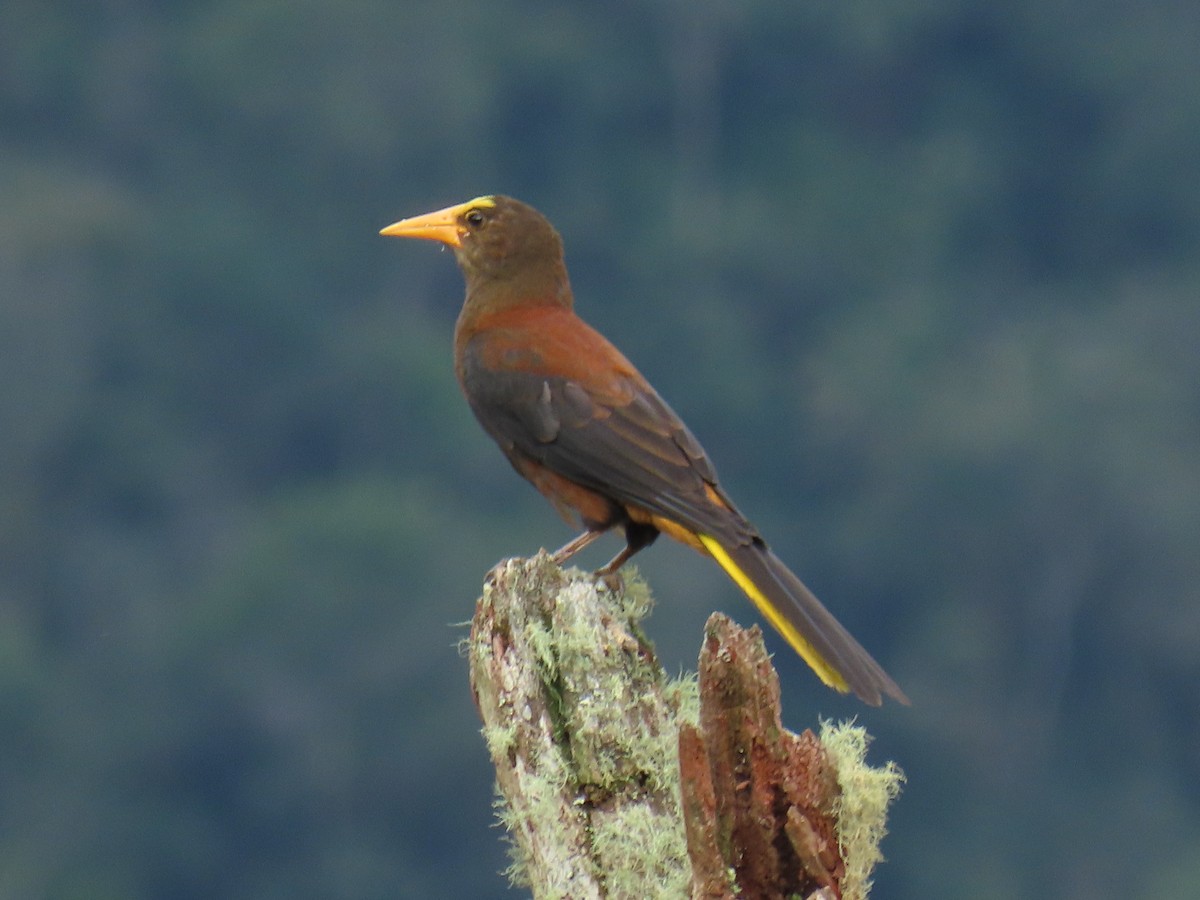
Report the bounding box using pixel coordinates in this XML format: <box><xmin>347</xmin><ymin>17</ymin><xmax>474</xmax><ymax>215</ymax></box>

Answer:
<box><xmin>464</xmin><ymin>209</ymin><xmax>486</xmax><ymax>228</ymax></box>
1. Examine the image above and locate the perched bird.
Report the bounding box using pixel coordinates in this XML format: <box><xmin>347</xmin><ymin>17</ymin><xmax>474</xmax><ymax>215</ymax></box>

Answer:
<box><xmin>381</xmin><ymin>196</ymin><xmax>907</xmax><ymax>705</ymax></box>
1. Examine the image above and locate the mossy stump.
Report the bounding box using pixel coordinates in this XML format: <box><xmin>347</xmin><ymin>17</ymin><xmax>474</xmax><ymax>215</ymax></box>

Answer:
<box><xmin>467</xmin><ymin>553</ymin><xmax>902</xmax><ymax>900</ymax></box>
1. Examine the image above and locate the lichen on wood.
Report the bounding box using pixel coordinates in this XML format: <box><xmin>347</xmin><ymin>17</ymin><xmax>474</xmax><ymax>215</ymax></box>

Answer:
<box><xmin>467</xmin><ymin>553</ymin><xmax>693</xmax><ymax>899</ymax></box>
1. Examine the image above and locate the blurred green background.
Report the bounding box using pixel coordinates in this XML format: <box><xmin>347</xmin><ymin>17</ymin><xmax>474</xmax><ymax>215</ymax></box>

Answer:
<box><xmin>3</xmin><ymin>1</ymin><xmax>1198</xmax><ymax>897</ymax></box>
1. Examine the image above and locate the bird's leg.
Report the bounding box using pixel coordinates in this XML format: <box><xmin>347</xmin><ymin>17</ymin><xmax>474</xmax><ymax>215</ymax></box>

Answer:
<box><xmin>551</xmin><ymin>529</ymin><xmax>604</xmax><ymax>565</ymax></box>
<box><xmin>595</xmin><ymin>523</ymin><xmax>659</xmax><ymax>591</ymax></box>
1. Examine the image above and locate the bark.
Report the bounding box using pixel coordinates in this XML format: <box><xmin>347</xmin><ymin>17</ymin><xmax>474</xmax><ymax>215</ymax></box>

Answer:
<box><xmin>678</xmin><ymin>615</ymin><xmax>844</xmax><ymax>900</ymax></box>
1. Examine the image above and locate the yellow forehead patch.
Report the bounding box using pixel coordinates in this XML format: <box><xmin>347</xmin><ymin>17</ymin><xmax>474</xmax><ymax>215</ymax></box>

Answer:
<box><xmin>465</xmin><ymin>195</ymin><xmax>496</xmax><ymax>208</ymax></box>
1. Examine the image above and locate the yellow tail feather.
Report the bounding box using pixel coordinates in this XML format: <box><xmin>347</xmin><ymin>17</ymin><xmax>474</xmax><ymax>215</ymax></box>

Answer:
<box><xmin>698</xmin><ymin>533</ymin><xmax>851</xmax><ymax>694</ymax></box>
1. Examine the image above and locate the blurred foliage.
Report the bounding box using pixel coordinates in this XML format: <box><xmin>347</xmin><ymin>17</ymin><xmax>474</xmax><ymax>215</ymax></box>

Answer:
<box><xmin>2</xmin><ymin>1</ymin><xmax>1198</xmax><ymax>897</ymax></box>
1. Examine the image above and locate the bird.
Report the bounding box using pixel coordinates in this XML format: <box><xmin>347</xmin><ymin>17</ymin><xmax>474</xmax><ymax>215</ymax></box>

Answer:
<box><xmin>380</xmin><ymin>195</ymin><xmax>907</xmax><ymax>705</ymax></box>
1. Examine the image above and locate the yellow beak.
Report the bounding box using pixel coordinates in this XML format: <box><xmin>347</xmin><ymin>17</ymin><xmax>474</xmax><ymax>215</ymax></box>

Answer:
<box><xmin>379</xmin><ymin>196</ymin><xmax>494</xmax><ymax>248</ymax></box>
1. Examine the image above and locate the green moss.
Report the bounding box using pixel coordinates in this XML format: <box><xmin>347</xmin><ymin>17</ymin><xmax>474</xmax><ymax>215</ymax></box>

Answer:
<box><xmin>485</xmin><ymin>560</ymin><xmax>697</xmax><ymax>895</ymax></box>
<box><xmin>526</xmin><ymin>614</ymin><xmax>561</xmax><ymax>680</ymax></box>
<box><xmin>493</xmin><ymin>793</ymin><xmax>531</xmax><ymax>888</ymax></box>
<box><xmin>820</xmin><ymin>721</ymin><xmax>905</xmax><ymax>900</ymax></box>
<box><xmin>612</xmin><ymin>566</ymin><xmax>656</xmax><ymax>626</ymax></box>
<box><xmin>482</xmin><ymin>719</ymin><xmax>518</xmax><ymax>759</ymax></box>
<box><xmin>495</xmin><ymin>752</ymin><xmax>578</xmax><ymax>891</ymax></box>
<box><xmin>590</xmin><ymin>802</ymin><xmax>692</xmax><ymax>899</ymax></box>
<box><xmin>665</xmin><ymin>669</ymin><xmax>700</xmax><ymax>729</ymax></box>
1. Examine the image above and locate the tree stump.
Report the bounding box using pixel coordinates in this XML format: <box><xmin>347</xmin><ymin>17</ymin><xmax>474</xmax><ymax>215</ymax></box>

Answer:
<box><xmin>466</xmin><ymin>553</ymin><xmax>902</xmax><ymax>900</ymax></box>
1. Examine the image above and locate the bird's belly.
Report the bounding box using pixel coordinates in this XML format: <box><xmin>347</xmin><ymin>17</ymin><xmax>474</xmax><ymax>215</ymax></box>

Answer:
<box><xmin>510</xmin><ymin>453</ymin><xmax>623</xmax><ymax>531</ymax></box>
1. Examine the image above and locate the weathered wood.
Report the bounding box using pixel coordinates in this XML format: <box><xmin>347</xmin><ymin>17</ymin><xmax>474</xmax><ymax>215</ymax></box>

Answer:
<box><xmin>679</xmin><ymin>614</ymin><xmax>843</xmax><ymax>899</ymax></box>
<box><xmin>467</xmin><ymin>553</ymin><xmax>692</xmax><ymax>900</ymax></box>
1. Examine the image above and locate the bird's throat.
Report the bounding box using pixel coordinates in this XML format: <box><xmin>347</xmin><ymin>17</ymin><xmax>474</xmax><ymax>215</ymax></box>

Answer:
<box><xmin>461</xmin><ymin>265</ymin><xmax>573</xmax><ymax>320</ymax></box>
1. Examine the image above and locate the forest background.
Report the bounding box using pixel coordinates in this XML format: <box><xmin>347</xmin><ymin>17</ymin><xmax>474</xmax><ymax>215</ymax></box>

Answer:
<box><xmin>2</xmin><ymin>2</ymin><xmax>1198</xmax><ymax>898</ymax></box>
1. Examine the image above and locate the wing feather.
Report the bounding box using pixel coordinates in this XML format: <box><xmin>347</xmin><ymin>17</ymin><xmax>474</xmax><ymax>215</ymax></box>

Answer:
<box><xmin>462</xmin><ymin>346</ymin><xmax>753</xmax><ymax>545</ymax></box>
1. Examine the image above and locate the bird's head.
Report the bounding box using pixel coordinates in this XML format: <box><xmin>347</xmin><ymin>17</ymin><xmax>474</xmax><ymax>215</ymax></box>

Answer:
<box><xmin>381</xmin><ymin>196</ymin><xmax>569</xmax><ymax>306</ymax></box>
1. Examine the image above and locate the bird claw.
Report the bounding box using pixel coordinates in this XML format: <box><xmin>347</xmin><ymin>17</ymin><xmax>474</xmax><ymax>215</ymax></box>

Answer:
<box><xmin>595</xmin><ymin>567</ymin><xmax>625</xmax><ymax>594</ymax></box>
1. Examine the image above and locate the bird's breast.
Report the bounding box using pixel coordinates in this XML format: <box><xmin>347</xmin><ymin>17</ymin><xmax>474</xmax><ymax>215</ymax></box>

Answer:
<box><xmin>457</xmin><ymin>305</ymin><xmax>639</xmax><ymax>383</ymax></box>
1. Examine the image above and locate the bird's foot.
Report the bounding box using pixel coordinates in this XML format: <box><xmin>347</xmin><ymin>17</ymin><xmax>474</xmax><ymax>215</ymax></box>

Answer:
<box><xmin>595</xmin><ymin>567</ymin><xmax>625</xmax><ymax>594</ymax></box>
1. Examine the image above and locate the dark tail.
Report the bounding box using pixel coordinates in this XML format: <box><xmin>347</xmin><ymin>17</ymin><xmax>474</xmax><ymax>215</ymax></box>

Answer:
<box><xmin>698</xmin><ymin>534</ymin><xmax>908</xmax><ymax>706</ymax></box>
